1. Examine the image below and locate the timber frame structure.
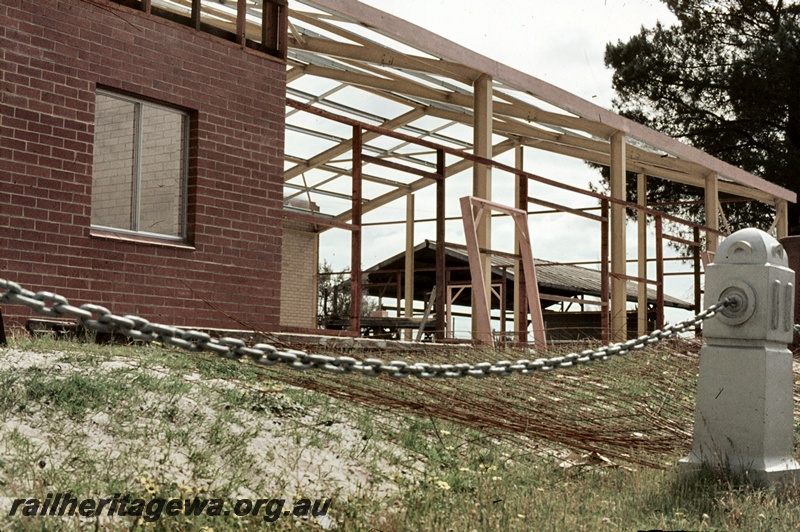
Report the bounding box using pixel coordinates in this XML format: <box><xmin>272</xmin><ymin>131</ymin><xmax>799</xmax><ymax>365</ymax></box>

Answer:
<box><xmin>280</xmin><ymin>0</ymin><xmax>795</xmax><ymax>343</ymax></box>
<box><xmin>10</xmin><ymin>0</ymin><xmax>795</xmax><ymax>344</ymax></box>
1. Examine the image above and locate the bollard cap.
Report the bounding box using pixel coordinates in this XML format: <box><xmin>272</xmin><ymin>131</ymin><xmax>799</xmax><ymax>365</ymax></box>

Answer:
<box><xmin>714</xmin><ymin>228</ymin><xmax>788</xmax><ymax>267</ymax></box>
<box><xmin>705</xmin><ymin>228</ymin><xmax>794</xmax><ymax>343</ymax></box>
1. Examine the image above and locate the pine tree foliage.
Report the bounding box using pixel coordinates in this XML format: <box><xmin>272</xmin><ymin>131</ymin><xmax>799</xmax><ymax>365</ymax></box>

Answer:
<box><xmin>604</xmin><ymin>0</ymin><xmax>800</xmax><ymax>236</ymax></box>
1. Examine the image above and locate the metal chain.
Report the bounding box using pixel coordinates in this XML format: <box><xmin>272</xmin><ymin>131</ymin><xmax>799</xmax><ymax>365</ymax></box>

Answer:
<box><xmin>0</xmin><ymin>278</ymin><xmax>731</xmax><ymax>379</ymax></box>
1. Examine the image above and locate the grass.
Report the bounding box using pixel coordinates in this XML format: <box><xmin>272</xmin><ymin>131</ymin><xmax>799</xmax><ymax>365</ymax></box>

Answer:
<box><xmin>0</xmin><ymin>332</ymin><xmax>799</xmax><ymax>530</ymax></box>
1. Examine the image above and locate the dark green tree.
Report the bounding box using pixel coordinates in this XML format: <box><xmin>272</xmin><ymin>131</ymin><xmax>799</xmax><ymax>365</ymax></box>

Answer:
<box><xmin>604</xmin><ymin>0</ymin><xmax>800</xmax><ymax>237</ymax></box>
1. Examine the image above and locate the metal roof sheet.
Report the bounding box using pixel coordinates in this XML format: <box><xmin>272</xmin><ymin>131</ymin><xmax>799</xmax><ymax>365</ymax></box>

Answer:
<box><xmin>364</xmin><ymin>240</ymin><xmax>692</xmax><ymax>310</ymax></box>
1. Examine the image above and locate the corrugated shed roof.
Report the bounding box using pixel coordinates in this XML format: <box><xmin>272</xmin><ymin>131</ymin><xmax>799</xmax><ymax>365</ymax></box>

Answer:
<box><xmin>364</xmin><ymin>240</ymin><xmax>692</xmax><ymax>310</ymax></box>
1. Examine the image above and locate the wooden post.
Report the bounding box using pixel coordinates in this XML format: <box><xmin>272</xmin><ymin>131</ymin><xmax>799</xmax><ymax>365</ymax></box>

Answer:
<box><xmin>236</xmin><ymin>0</ymin><xmax>247</xmax><ymax>46</ymax></box>
<box><xmin>610</xmin><ymin>132</ymin><xmax>627</xmax><ymax>342</ymax></box>
<box><xmin>705</xmin><ymin>172</ymin><xmax>720</xmax><ymax>253</ymax></box>
<box><xmin>395</xmin><ymin>273</ymin><xmax>402</xmax><ymax>316</ymax></box>
<box><xmin>416</xmin><ymin>291</ymin><xmax>436</xmax><ymax>342</ymax></box>
<box><xmin>460</xmin><ymin>196</ymin><xmax>546</xmax><ymax>350</ymax></box>
<box><xmin>404</xmin><ymin>193</ymin><xmax>415</xmax><ymax>340</ymax></box>
<box><xmin>693</xmin><ymin>226</ymin><xmax>702</xmax><ymax>335</ymax></box>
<box><xmin>515</xmin><ymin>145</ymin><xmax>528</xmax><ymax>345</ymax></box>
<box><xmin>141</xmin><ymin>0</ymin><xmax>152</xmax><ymax>14</ymax></box>
<box><xmin>350</xmin><ymin>126</ymin><xmax>363</xmax><ymax>333</ymax></box>
<box><xmin>637</xmin><ymin>173</ymin><xmax>648</xmax><ymax>336</ymax></box>
<box><xmin>776</xmin><ymin>199</ymin><xmax>789</xmax><ymax>240</ymax></box>
<box><xmin>471</xmin><ymin>74</ymin><xmax>493</xmax><ymax>339</ymax></box>
<box><xmin>600</xmin><ymin>199</ymin><xmax>610</xmax><ymax>344</ymax></box>
<box><xmin>278</xmin><ymin>0</ymin><xmax>289</xmax><ymax>60</ymax></box>
<box><xmin>655</xmin><ymin>215</ymin><xmax>665</xmax><ymax>330</ymax></box>
<box><xmin>446</xmin><ymin>285</ymin><xmax>455</xmax><ymax>340</ymax></box>
<box><xmin>263</xmin><ymin>0</ymin><xmax>288</xmax><ymax>58</ymax></box>
<box><xmin>435</xmin><ymin>149</ymin><xmax>447</xmax><ymax>340</ymax></box>
<box><xmin>512</xmin><ymin>208</ymin><xmax>547</xmax><ymax>352</ymax></box>
<box><xmin>500</xmin><ymin>267</ymin><xmax>507</xmax><ymax>337</ymax></box>
<box><xmin>191</xmin><ymin>0</ymin><xmax>201</xmax><ymax>30</ymax></box>
<box><xmin>461</xmin><ymin>197</ymin><xmax>493</xmax><ymax>345</ymax></box>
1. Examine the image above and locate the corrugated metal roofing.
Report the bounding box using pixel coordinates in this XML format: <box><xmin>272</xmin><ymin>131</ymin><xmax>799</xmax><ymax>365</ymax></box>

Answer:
<box><xmin>364</xmin><ymin>240</ymin><xmax>692</xmax><ymax>310</ymax></box>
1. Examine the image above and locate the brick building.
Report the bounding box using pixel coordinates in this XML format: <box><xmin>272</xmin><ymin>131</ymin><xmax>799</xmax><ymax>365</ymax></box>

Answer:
<box><xmin>1</xmin><ymin>0</ymin><xmax>288</xmax><ymax>330</ymax></box>
<box><xmin>2</xmin><ymin>0</ymin><xmax>796</xmax><ymax>343</ymax></box>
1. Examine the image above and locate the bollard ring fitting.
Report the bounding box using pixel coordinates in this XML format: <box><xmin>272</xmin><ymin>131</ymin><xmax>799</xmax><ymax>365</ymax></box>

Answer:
<box><xmin>717</xmin><ymin>282</ymin><xmax>756</xmax><ymax>326</ymax></box>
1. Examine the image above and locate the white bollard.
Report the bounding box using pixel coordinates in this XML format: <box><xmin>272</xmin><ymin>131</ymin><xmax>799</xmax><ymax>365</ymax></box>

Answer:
<box><xmin>679</xmin><ymin>228</ymin><xmax>800</xmax><ymax>486</ymax></box>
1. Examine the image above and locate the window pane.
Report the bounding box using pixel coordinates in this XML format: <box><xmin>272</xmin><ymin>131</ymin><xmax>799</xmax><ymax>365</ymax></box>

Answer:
<box><xmin>139</xmin><ymin>105</ymin><xmax>185</xmax><ymax>237</ymax></box>
<box><xmin>92</xmin><ymin>94</ymin><xmax>135</xmax><ymax>230</ymax></box>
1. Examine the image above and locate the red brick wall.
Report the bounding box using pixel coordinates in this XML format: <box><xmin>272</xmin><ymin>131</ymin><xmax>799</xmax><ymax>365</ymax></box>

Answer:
<box><xmin>0</xmin><ymin>0</ymin><xmax>286</xmax><ymax>330</ymax></box>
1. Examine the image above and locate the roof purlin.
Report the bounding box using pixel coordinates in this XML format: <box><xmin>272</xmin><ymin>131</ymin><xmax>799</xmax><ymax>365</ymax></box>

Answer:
<box><xmin>295</xmin><ymin>0</ymin><xmax>795</xmax><ymax>203</ymax></box>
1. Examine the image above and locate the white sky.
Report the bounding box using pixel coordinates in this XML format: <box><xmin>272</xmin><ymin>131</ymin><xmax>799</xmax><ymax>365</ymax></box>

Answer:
<box><xmin>359</xmin><ymin>0</ymin><xmax>676</xmax><ymax>110</ymax></box>
<box><xmin>313</xmin><ymin>0</ymin><xmax>697</xmax><ymax>331</ymax></box>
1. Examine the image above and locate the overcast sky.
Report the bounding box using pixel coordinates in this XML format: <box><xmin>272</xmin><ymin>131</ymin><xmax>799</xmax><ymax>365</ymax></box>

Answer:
<box><xmin>314</xmin><ymin>0</ymin><xmax>697</xmax><ymax>330</ymax></box>
<box><xmin>359</xmin><ymin>0</ymin><xmax>677</xmax><ymax>110</ymax></box>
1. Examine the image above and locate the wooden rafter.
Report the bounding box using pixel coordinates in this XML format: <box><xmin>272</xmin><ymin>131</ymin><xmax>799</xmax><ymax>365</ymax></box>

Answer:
<box><xmin>138</xmin><ymin>0</ymin><xmax>794</xmax><ymax>205</ymax></box>
<box><xmin>285</xmin><ymin>107</ymin><xmax>426</xmax><ymax>180</ymax></box>
<box><xmin>299</xmin><ymin>63</ymin><xmax>613</xmax><ymax>138</ymax></box>
<box><xmin>332</xmin><ymin>140</ymin><xmax>518</xmax><ymax>224</ymax></box>
<box><xmin>288</xmin><ymin>33</ymin><xmax>479</xmax><ymax>85</ymax></box>
<box><xmin>294</xmin><ymin>0</ymin><xmax>794</xmax><ymax>203</ymax></box>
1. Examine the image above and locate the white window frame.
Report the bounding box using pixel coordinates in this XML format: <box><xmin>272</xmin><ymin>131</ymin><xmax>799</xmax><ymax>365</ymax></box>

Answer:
<box><xmin>91</xmin><ymin>89</ymin><xmax>190</xmax><ymax>242</ymax></box>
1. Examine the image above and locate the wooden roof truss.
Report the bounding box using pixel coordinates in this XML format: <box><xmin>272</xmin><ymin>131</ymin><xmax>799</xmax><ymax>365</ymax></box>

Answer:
<box><xmin>137</xmin><ymin>0</ymin><xmax>795</xmax><ymax>222</ymax></box>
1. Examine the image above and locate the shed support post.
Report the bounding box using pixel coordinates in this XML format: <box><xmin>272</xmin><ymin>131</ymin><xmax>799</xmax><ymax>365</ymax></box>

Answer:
<box><xmin>460</xmin><ymin>196</ymin><xmax>546</xmax><ymax>350</ymax></box>
<box><xmin>514</xmin><ymin>145</ymin><xmax>528</xmax><ymax>345</ymax></box>
<box><xmin>191</xmin><ymin>0</ymin><xmax>201</xmax><ymax>29</ymax></box>
<box><xmin>610</xmin><ymin>132</ymin><xmax>627</xmax><ymax>342</ymax></box>
<box><xmin>637</xmin><ymin>173</ymin><xmax>648</xmax><ymax>336</ymax></box>
<box><xmin>693</xmin><ymin>226</ymin><xmax>702</xmax><ymax>334</ymax></box>
<box><xmin>655</xmin><ymin>215</ymin><xmax>665</xmax><ymax>330</ymax></box>
<box><xmin>500</xmin><ymin>268</ymin><xmax>507</xmax><ymax>337</ymax></box>
<box><xmin>471</xmin><ymin>74</ymin><xmax>493</xmax><ymax>339</ymax></box>
<box><xmin>435</xmin><ymin>149</ymin><xmax>447</xmax><ymax>340</ymax></box>
<box><xmin>461</xmin><ymin>197</ymin><xmax>493</xmax><ymax>345</ymax></box>
<box><xmin>350</xmin><ymin>126</ymin><xmax>363</xmax><ymax>333</ymax></box>
<box><xmin>680</xmin><ymin>228</ymin><xmax>800</xmax><ymax>487</ymax></box>
<box><xmin>705</xmin><ymin>172</ymin><xmax>720</xmax><ymax>253</ymax></box>
<box><xmin>600</xmin><ymin>200</ymin><xmax>610</xmax><ymax>344</ymax></box>
<box><xmin>776</xmin><ymin>199</ymin><xmax>789</xmax><ymax>240</ymax></box>
<box><xmin>263</xmin><ymin>0</ymin><xmax>289</xmax><ymax>59</ymax></box>
<box><xmin>404</xmin><ymin>193</ymin><xmax>415</xmax><ymax>340</ymax></box>
<box><xmin>236</xmin><ymin>0</ymin><xmax>247</xmax><ymax>46</ymax></box>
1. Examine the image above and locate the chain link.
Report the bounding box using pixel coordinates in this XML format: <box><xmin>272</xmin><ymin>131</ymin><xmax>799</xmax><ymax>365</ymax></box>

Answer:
<box><xmin>0</xmin><ymin>278</ymin><xmax>731</xmax><ymax>379</ymax></box>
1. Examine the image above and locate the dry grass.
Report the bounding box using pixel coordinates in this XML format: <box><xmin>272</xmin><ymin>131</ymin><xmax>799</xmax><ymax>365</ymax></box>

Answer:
<box><xmin>1</xmin><ymin>332</ymin><xmax>800</xmax><ymax>531</ymax></box>
<box><xmin>262</xmin><ymin>337</ymin><xmax>707</xmax><ymax>468</ymax></box>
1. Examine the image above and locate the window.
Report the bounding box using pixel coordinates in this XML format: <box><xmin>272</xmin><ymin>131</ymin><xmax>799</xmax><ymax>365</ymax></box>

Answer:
<box><xmin>91</xmin><ymin>90</ymin><xmax>189</xmax><ymax>240</ymax></box>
